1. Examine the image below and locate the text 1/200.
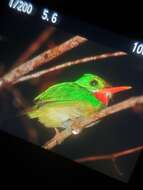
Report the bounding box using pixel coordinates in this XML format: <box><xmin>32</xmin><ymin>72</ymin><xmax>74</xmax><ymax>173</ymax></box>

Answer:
<box><xmin>132</xmin><ymin>42</ymin><xmax>143</xmax><ymax>55</ymax></box>
<box><xmin>9</xmin><ymin>0</ymin><xmax>33</xmax><ymax>15</ymax></box>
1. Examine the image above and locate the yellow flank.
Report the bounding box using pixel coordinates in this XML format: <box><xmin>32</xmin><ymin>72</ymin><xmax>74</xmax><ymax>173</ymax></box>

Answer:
<box><xmin>28</xmin><ymin>101</ymin><xmax>97</xmax><ymax>128</ymax></box>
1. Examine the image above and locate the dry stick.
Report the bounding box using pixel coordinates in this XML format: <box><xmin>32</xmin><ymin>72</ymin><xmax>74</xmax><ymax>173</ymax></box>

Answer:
<box><xmin>14</xmin><ymin>26</ymin><xmax>56</xmax><ymax>65</ymax></box>
<box><xmin>111</xmin><ymin>157</ymin><xmax>123</xmax><ymax>176</ymax></box>
<box><xmin>0</xmin><ymin>36</ymin><xmax>87</xmax><ymax>88</ymax></box>
<box><xmin>15</xmin><ymin>51</ymin><xmax>127</xmax><ymax>84</ymax></box>
<box><xmin>42</xmin><ymin>95</ymin><xmax>143</xmax><ymax>150</ymax></box>
<box><xmin>75</xmin><ymin>145</ymin><xmax>143</xmax><ymax>163</ymax></box>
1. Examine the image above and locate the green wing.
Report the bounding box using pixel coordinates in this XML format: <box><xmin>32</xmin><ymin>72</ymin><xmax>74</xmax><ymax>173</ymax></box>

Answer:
<box><xmin>34</xmin><ymin>82</ymin><xmax>102</xmax><ymax>107</ymax></box>
<box><xmin>35</xmin><ymin>82</ymin><xmax>87</xmax><ymax>102</ymax></box>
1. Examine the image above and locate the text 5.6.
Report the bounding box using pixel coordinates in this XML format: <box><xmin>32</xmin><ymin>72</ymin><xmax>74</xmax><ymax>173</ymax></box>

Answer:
<box><xmin>41</xmin><ymin>9</ymin><xmax>59</xmax><ymax>24</ymax></box>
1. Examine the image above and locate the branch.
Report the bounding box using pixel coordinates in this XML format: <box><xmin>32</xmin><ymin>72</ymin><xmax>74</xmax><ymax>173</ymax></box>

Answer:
<box><xmin>0</xmin><ymin>36</ymin><xmax>87</xmax><ymax>89</ymax></box>
<box><xmin>42</xmin><ymin>95</ymin><xmax>143</xmax><ymax>150</ymax></box>
<box><xmin>14</xmin><ymin>26</ymin><xmax>56</xmax><ymax>65</ymax></box>
<box><xmin>75</xmin><ymin>145</ymin><xmax>143</xmax><ymax>163</ymax></box>
<box><xmin>43</xmin><ymin>127</ymin><xmax>72</xmax><ymax>150</ymax></box>
<box><xmin>15</xmin><ymin>51</ymin><xmax>126</xmax><ymax>84</ymax></box>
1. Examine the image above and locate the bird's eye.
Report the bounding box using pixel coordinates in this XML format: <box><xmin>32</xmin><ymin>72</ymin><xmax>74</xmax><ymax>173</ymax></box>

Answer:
<box><xmin>90</xmin><ymin>80</ymin><xmax>98</xmax><ymax>86</ymax></box>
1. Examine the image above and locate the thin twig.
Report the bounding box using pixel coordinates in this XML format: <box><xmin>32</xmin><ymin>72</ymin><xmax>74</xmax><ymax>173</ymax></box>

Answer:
<box><xmin>15</xmin><ymin>51</ymin><xmax>127</xmax><ymax>84</ymax></box>
<box><xmin>0</xmin><ymin>36</ymin><xmax>87</xmax><ymax>88</ymax></box>
<box><xmin>111</xmin><ymin>157</ymin><xmax>123</xmax><ymax>176</ymax></box>
<box><xmin>42</xmin><ymin>95</ymin><xmax>143</xmax><ymax>150</ymax></box>
<box><xmin>75</xmin><ymin>145</ymin><xmax>143</xmax><ymax>163</ymax></box>
<box><xmin>43</xmin><ymin>127</ymin><xmax>72</xmax><ymax>150</ymax></box>
<box><xmin>14</xmin><ymin>26</ymin><xmax>56</xmax><ymax>65</ymax></box>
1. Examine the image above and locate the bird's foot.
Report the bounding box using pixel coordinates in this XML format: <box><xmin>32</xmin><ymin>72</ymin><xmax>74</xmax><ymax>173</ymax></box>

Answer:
<box><xmin>72</xmin><ymin>128</ymin><xmax>82</xmax><ymax>135</ymax></box>
<box><xmin>54</xmin><ymin>128</ymin><xmax>63</xmax><ymax>145</ymax></box>
<box><xmin>54</xmin><ymin>128</ymin><xmax>60</xmax><ymax>136</ymax></box>
<box><xmin>62</xmin><ymin>119</ymin><xmax>82</xmax><ymax>135</ymax></box>
<box><xmin>71</xmin><ymin>118</ymin><xmax>83</xmax><ymax>135</ymax></box>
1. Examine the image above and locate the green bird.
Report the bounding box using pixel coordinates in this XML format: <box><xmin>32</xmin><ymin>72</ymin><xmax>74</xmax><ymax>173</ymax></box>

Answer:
<box><xmin>27</xmin><ymin>73</ymin><xmax>131</xmax><ymax>135</ymax></box>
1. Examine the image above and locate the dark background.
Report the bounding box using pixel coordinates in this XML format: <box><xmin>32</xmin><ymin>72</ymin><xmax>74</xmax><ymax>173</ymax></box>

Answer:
<box><xmin>0</xmin><ymin>0</ymin><xmax>142</xmax><ymax>185</ymax></box>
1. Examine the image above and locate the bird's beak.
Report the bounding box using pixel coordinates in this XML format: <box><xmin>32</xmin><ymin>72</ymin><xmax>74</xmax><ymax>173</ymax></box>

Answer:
<box><xmin>101</xmin><ymin>86</ymin><xmax>132</xmax><ymax>95</ymax></box>
<box><xmin>94</xmin><ymin>86</ymin><xmax>132</xmax><ymax>105</ymax></box>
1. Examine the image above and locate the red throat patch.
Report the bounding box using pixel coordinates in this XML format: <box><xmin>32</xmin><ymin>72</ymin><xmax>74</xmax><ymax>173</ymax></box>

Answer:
<box><xmin>95</xmin><ymin>92</ymin><xmax>109</xmax><ymax>105</ymax></box>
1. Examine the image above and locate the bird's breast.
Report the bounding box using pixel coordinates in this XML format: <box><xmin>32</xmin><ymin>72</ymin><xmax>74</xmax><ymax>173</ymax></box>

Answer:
<box><xmin>36</xmin><ymin>101</ymin><xmax>96</xmax><ymax>129</ymax></box>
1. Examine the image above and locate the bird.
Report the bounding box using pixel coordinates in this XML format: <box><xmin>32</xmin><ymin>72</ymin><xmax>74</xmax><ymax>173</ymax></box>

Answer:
<box><xmin>27</xmin><ymin>73</ymin><xmax>132</xmax><ymax>135</ymax></box>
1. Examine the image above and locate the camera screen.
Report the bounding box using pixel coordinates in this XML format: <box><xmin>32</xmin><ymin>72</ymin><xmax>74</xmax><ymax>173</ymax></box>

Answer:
<box><xmin>0</xmin><ymin>1</ymin><xmax>143</xmax><ymax>182</ymax></box>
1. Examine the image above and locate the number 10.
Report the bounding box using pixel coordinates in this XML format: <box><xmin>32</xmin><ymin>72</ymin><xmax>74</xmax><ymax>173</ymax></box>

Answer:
<box><xmin>132</xmin><ymin>42</ymin><xmax>143</xmax><ymax>55</ymax></box>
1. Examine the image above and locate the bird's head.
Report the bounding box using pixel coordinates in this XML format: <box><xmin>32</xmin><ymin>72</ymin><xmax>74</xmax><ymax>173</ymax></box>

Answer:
<box><xmin>75</xmin><ymin>73</ymin><xmax>132</xmax><ymax>105</ymax></box>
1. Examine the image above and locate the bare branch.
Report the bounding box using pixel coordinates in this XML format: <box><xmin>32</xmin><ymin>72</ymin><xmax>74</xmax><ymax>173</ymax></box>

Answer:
<box><xmin>14</xmin><ymin>26</ymin><xmax>56</xmax><ymax>65</ymax></box>
<box><xmin>42</xmin><ymin>95</ymin><xmax>143</xmax><ymax>150</ymax></box>
<box><xmin>15</xmin><ymin>51</ymin><xmax>127</xmax><ymax>84</ymax></box>
<box><xmin>43</xmin><ymin>127</ymin><xmax>72</xmax><ymax>150</ymax></box>
<box><xmin>75</xmin><ymin>145</ymin><xmax>143</xmax><ymax>163</ymax></box>
<box><xmin>0</xmin><ymin>36</ymin><xmax>87</xmax><ymax>88</ymax></box>
<box><xmin>73</xmin><ymin>95</ymin><xmax>143</xmax><ymax>131</ymax></box>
